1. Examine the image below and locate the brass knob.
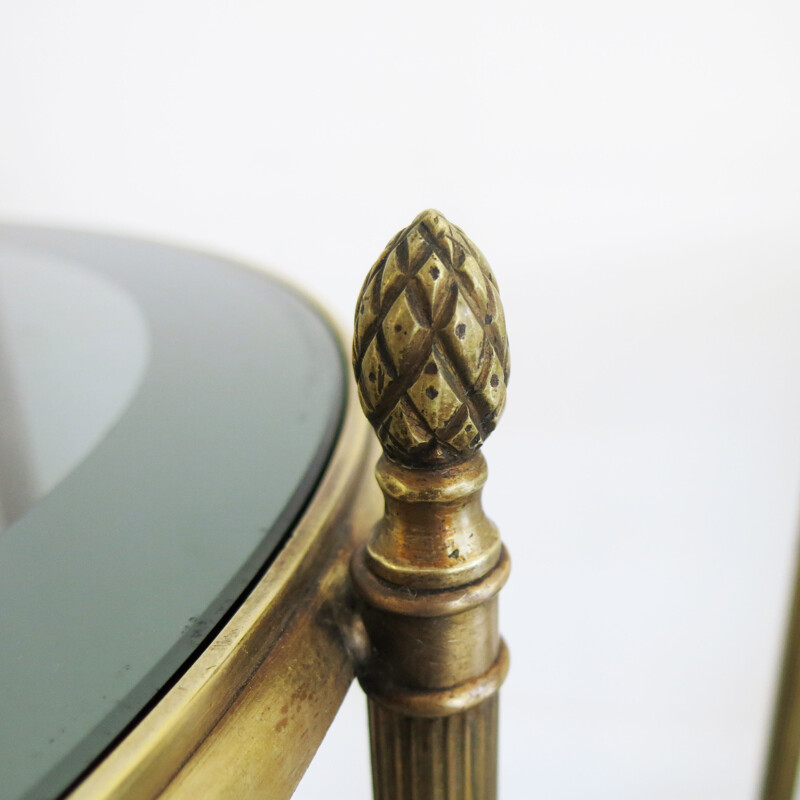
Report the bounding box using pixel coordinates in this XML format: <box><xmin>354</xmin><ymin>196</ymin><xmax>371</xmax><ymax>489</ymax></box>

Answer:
<box><xmin>352</xmin><ymin>209</ymin><xmax>510</xmax><ymax>467</ymax></box>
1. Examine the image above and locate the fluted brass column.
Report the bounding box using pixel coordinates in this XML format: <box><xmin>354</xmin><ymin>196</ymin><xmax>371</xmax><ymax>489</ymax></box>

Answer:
<box><xmin>350</xmin><ymin>210</ymin><xmax>511</xmax><ymax>800</ymax></box>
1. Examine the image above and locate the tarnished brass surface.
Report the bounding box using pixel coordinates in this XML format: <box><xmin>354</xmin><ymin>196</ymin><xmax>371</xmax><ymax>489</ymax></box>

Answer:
<box><xmin>351</xmin><ymin>210</ymin><xmax>510</xmax><ymax>800</ymax></box>
<box><xmin>68</xmin><ymin>376</ymin><xmax>380</xmax><ymax>800</ymax></box>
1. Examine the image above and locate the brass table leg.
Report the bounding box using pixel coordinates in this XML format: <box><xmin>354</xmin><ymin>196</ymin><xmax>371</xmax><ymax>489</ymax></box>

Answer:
<box><xmin>350</xmin><ymin>210</ymin><xmax>511</xmax><ymax>799</ymax></box>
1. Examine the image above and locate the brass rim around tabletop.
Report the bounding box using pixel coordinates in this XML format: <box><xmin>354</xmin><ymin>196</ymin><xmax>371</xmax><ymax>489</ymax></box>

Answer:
<box><xmin>350</xmin><ymin>209</ymin><xmax>511</xmax><ymax>800</ymax></box>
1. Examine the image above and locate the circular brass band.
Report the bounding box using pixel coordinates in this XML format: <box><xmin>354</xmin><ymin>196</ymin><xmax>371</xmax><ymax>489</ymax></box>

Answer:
<box><xmin>363</xmin><ymin>536</ymin><xmax>502</xmax><ymax>590</ymax></box>
<box><xmin>376</xmin><ymin>453</ymin><xmax>487</xmax><ymax>504</ymax></box>
<box><xmin>351</xmin><ymin>544</ymin><xmax>510</xmax><ymax>618</ymax></box>
<box><xmin>362</xmin><ymin>639</ymin><xmax>509</xmax><ymax>718</ymax></box>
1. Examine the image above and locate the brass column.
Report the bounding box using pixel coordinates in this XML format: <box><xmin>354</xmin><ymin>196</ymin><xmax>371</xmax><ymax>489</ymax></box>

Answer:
<box><xmin>350</xmin><ymin>210</ymin><xmax>511</xmax><ymax>799</ymax></box>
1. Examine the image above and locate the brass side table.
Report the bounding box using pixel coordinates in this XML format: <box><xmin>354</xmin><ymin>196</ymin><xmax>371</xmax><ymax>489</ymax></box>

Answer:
<box><xmin>0</xmin><ymin>210</ymin><xmax>510</xmax><ymax>800</ymax></box>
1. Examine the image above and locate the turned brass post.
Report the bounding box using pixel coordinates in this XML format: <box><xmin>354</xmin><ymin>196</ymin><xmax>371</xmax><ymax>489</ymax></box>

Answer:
<box><xmin>350</xmin><ymin>209</ymin><xmax>510</xmax><ymax>799</ymax></box>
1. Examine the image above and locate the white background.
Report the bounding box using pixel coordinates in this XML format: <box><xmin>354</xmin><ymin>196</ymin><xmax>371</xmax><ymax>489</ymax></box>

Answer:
<box><xmin>2</xmin><ymin>2</ymin><xmax>800</xmax><ymax>798</ymax></box>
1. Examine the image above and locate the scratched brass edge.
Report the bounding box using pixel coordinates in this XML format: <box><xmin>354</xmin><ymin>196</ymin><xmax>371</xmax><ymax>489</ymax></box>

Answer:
<box><xmin>368</xmin><ymin>695</ymin><xmax>499</xmax><ymax>800</ymax></box>
<box><xmin>68</xmin><ymin>374</ymin><xmax>380</xmax><ymax>800</ymax></box>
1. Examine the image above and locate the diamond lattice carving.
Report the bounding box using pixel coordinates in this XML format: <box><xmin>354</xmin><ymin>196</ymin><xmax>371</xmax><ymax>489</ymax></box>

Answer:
<box><xmin>353</xmin><ymin>209</ymin><xmax>510</xmax><ymax>466</ymax></box>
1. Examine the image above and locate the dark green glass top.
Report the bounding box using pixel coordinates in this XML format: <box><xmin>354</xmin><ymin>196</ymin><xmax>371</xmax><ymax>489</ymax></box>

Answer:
<box><xmin>0</xmin><ymin>226</ymin><xmax>345</xmax><ymax>800</ymax></box>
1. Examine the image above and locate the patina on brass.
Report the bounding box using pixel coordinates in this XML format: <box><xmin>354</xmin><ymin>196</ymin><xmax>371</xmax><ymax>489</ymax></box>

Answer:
<box><xmin>351</xmin><ymin>209</ymin><xmax>510</xmax><ymax>799</ymax></box>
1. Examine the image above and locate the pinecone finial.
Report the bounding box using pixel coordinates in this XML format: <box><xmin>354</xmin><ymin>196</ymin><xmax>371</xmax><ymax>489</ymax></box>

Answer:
<box><xmin>352</xmin><ymin>209</ymin><xmax>510</xmax><ymax>467</ymax></box>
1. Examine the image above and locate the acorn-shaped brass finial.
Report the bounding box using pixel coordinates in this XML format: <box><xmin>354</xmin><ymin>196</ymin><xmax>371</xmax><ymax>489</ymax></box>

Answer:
<box><xmin>353</xmin><ymin>209</ymin><xmax>510</xmax><ymax>467</ymax></box>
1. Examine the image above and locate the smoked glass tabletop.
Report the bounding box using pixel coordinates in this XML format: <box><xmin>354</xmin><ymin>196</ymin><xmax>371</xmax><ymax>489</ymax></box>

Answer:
<box><xmin>0</xmin><ymin>226</ymin><xmax>346</xmax><ymax>800</ymax></box>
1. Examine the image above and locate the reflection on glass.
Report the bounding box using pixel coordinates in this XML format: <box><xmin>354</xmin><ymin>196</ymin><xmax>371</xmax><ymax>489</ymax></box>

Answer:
<box><xmin>0</xmin><ymin>247</ymin><xmax>149</xmax><ymax>531</ymax></box>
<box><xmin>0</xmin><ymin>226</ymin><xmax>344</xmax><ymax>800</ymax></box>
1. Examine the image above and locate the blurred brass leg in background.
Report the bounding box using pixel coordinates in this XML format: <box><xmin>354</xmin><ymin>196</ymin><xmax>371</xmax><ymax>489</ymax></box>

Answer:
<box><xmin>350</xmin><ymin>210</ymin><xmax>511</xmax><ymax>799</ymax></box>
<box><xmin>762</xmin><ymin>538</ymin><xmax>800</xmax><ymax>800</ymax></box>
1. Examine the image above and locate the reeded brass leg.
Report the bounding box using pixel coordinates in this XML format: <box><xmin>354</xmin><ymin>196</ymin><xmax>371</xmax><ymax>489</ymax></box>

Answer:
<box><xmin>367</xmin><ymin>696</ymin><xmax>499</xmax><ymax>799</ymax></box>
<box><xmin>350</xmin><ymin>210</ymin><xmax>511</xmax><ymax>799</ymax></box>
